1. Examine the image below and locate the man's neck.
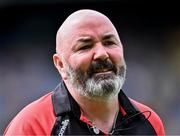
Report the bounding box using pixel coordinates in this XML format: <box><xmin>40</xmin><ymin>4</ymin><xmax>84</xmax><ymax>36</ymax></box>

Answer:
<box><xmin>79</xmin><ymin>95</ymin><xmax>119</xmax><ymax>133</ymax></box>
<box><xmin>79</xmin><ymin>95</ymin><xmax>119</xmax><ymax>121</ymax></box>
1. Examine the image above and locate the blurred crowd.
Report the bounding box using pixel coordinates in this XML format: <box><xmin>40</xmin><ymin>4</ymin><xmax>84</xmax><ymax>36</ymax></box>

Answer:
<box><xmin>0</xmin><ymin>1</ymin><xmax>180</xmax><ymax>135</ymax></box>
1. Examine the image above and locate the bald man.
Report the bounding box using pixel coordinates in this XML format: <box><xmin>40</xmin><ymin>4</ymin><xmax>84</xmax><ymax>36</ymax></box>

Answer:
<box><xmin>4</xmin><ymin>9</ymin><xmax>165</xmax><ymax>135</ymax></box>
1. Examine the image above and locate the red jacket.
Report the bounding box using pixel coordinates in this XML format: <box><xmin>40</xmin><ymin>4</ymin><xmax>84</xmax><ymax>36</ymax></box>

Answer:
<box><xmin>4</xmin><ymin>82</ymin><xmax>165</xmax><ymax>135</ymax></box>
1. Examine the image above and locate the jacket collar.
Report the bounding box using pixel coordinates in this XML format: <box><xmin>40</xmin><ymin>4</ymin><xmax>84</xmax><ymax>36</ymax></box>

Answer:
<box><xmin>52</xmin><ymin>80</ymin><xmax>138</xmax><ymax>119</ymax></box>
<box><xmin>52</xmin><ymin>80</ymin><xmax>81</xmax><ymax>119</ymax></box>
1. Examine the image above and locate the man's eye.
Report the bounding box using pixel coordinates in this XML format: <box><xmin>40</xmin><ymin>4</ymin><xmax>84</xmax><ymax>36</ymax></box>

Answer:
<box><xmin>103</xmin><ymin>40</ymin><xmax>116</xmax><ymax>46</ymax></box>
<box><xmin>78</xmin><ymin>45</ymin><xmax>91</xmax><ymax>50</ymax></box>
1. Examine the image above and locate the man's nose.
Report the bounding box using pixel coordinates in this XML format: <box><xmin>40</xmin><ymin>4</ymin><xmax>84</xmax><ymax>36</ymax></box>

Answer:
<box><xmin>93</xmin><ymin>43</ymin><xmax>109</xmax><ymax>61</ymax></box>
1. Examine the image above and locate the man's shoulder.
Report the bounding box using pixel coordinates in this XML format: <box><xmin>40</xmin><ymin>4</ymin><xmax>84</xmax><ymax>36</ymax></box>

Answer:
<box><xmin>4</xmin><ymin>92</ymin><xmax>56</xmax><ymax>135</ymax></box>
<box><xmin>130</xmin><ymin>98</ymin><xmax>165</xmax><ymax>135</ymax></box>
<box><xmin>19</xmin><ymin>92</ymin><xmax>54</xmax><ymax>116</ymax></box>
<box><xmin>130</xmin><ymin>98</ymin><xmax>161</xmax><ymax>121</ymax></box>
<box><xmin>130</xmin><ymin>98</ymin><xmax>155</xmax><ymax>113</ymax></box>
<box><xmin>28</xmin><ymin>92</ymin><xmax>54</xmax><ymax>111</ymax></box>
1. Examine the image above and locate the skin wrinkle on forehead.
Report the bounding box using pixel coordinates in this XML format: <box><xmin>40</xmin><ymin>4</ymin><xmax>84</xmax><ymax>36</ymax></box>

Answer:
<box><xmin>55</xmin><ymin>9</ymin><xmax>121</xmax><ymax>55</ymax></box>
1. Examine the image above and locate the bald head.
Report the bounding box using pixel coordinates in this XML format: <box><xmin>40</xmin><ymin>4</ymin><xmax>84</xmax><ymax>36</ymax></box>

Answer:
<box><xmin>56</xmin><ymin>9</ymin><xmax>120</xmax><ymax>54</ymax></box>
<box><xmin>53</xmin><ymin>9</ymin><xmax>125</xmax><ymax>98</ymax></box>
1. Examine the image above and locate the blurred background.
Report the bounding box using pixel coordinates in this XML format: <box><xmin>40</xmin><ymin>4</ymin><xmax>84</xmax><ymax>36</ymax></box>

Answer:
<box><xmin>0</xmin><ymin>0</ymin><xmax>180</xmax><ymax>135</ymax></box>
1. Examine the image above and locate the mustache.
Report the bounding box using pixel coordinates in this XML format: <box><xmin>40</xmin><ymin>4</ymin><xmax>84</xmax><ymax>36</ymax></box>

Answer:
<box><xmin>87</xmin><ymin>60</ymin><xmax>117</xmax><ymax>77</ymax></box>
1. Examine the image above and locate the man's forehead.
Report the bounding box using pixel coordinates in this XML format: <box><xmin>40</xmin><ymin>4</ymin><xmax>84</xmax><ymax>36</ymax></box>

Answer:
<box><xmin>56</xmin><ymin>9</ymin><xmax>118</xmax><ymax>52</ymax></box>
<box><xmin>57</xmin><ymin>10</ymin><xmax>108</xmax><ymax>37</ymax></box>
<box><xmin>59</xmin><ymin>12</ymin><xmax>117</xmax><ymax>40</ymax></box>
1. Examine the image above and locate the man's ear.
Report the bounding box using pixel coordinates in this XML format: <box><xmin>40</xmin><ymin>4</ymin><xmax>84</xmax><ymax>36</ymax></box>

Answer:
<box><xmin>53</xmin><ymin>53</ymin><xmax>67</xmax><ymax>80</ymax></box>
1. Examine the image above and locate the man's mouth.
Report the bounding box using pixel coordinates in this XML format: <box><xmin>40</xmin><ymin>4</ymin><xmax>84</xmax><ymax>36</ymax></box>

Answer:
<box><xmin>94</xmin><ymin>68</ymin><xmax>112</xmax><ymax>73</ymax></box>
<box><xmin>94</xmin><ymin>71</ymin><xmax>112</xmax><ymax>76</ymax></box>
<box><xmin>87</xmin><ymin>60</ymin><xmax>117</xmax><ymax>78</ymax></box>
<box><xmin>93</xmin><ymin>68</ymin><xmax>114</xmax><ymax>77</ymax></box>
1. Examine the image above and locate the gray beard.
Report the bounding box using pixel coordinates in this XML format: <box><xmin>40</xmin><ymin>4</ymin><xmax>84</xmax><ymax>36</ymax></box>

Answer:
<box><xmin>64</xmin><ymin>61</ymin><xmax>126</xmax><ymax>100</ymax></box>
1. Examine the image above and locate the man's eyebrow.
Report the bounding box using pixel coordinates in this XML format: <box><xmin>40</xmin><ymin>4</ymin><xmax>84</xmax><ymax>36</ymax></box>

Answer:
<box><xmin>76</xmin><ymin>36</ymin><xmax>93</xmax><ymax>43</ymax></box>
<box><xmin>72</xmin><ymin>36</ymin><xmax>93</xmax><ymax>51</ymax></box>
<box><xmin>102</xmin><ymin>34</ymin><xmax>117</xmax><ymax>40</ymax></box>
<box><xmin>75</xmin><ymin>34</ymin><xmax>118</xmax><ymax>43</ymax></box>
